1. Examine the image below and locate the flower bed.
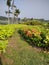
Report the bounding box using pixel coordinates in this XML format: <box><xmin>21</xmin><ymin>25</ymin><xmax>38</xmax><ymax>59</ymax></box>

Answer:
<box><xmin>18</xmin><ymin>29</ymin><xmax>49</xmax><ymax>50</ymax></box>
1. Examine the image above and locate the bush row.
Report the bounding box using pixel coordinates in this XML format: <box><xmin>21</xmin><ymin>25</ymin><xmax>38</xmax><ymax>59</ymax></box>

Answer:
<box><xmin>18</xmin><ymin>29</ymin><xmax>49</xmax><ymax>50</ymax></box>
<box><xmin>0</xmin><ymin>25</ymin><xmax>15</xmax><ymax>54</ymax></box>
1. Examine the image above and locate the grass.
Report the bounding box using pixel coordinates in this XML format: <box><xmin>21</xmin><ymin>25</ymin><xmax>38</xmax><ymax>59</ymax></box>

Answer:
<box><xmin>1</xmin><ymin>29</ymin><xmax>49</xmax><ymax>65</ymax></box>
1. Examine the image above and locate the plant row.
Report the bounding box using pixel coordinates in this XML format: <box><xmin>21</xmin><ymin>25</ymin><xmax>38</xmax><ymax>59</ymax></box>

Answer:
<box><xmin>0</xmin><ymin>25</ymin><xmax>15</xmax><ymax>53</ymax></box>
<box><xmin>18</xmin><ymin>29</ymin><xmax>49</xmax><ymax>50</ymax></box>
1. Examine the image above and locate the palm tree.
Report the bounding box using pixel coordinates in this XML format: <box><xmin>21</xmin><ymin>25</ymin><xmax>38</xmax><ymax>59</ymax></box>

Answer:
<box><xmin>5</xmin><ymin>0</ymin><xmax>20</xmax><ymax>24</ymax></box>
<box><xmin>14</xmin><ymin>9</ymin><xmax>20</xmax><ymax>22</ymax></box>
<box><xmin>6</xmin><ymin>0</ymin><xmax>12</xmax><ymax>24</ymax></box>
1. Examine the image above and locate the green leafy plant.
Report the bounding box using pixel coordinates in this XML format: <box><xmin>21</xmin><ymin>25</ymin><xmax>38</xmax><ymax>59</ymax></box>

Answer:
<box><xmin>0</xmin><ymin>40</ymin><xmax>8</xmax><ymax>54</ymax></box>
<box><xmin>18</xmin><ymin>28</ymin><xmax>49</xmax><ymax>50</ymax></box>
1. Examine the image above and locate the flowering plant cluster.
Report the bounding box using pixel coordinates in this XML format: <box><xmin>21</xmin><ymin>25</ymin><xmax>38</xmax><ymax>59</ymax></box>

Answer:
<box><xmin>18</xmin><ymin>29</ymin><xmax>49</xmax><ymax>50</ymax></box>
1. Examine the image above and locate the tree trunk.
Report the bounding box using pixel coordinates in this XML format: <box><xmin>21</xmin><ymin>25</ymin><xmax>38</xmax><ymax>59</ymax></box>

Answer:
<box><xmin>12</xmin><ymin>0</ymin><xmax>15</xmax><ymax>24</ymax></box>
<box><xmin>16</xmin><ymin>15</ymin><xmax>18</xmax><ymax>23</ymax></box>
<box><xmin>8</xmin><ymin>6</ymin><xmax>10</xmax><ymax>24</ymax></box>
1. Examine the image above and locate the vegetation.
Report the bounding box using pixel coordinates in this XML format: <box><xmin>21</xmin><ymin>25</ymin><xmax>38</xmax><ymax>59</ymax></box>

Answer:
<box><xmin>0</xmin><ymin>25</ymin><xmax>15</xmax><ymax>53</ymax></box>
<box><xmin>5</xmin><ymin>0</ymin><xmax>20</xmax><ymax>24</ymax></box>
<box><xmin>0</xmin><ymin>0</ymin><xmax>49</xmax><ymax>65</ymax></box>
<box><xmin>3</xmin><ymin>30</ymin><xmax>49</xmax><ymax>65</ymax></box>
<box><xmin>0</xmin><ymin>24</ymin><xmax>49</xmax><ymax>65</ymax></box>
<box><xmin>6</xmin><ymin>0</ymin><xmax>12</xmax><ymax>24</ymax></box>
<box><xmin>18</xmin><ymin>27</ymin><xmax>49</xmax><ymax>50</ymax></box>
<box><xmin>0</xmin><ymin>23</ymin><xmax>49</xmax><ymax>54</ymax></box>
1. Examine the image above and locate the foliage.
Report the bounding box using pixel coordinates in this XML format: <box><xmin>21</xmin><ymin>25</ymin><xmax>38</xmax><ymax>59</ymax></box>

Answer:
<box><xmin>46</xmin><ymin>23</ymin><xmax>49</xmax><ymax>28</ymax></box>
<box><xmin>18</xmin><ymin>27</ymin><xmax>49</xmax><ymax>50</ymax></box>
<box><xmin>0</xmin><ymin>40</ymin><xmax>8</xmax><ymax>53</ymax></box>
<box><xmin>14</xmin><ymin>9</ymin><xmax>20</xmax><ymax>17</ymax></box>
<box><xmin>3</xmin><ymin>31</ymin><xmax>49</xmax><ymax>65</ymax></box>
<box><xmin>0</xmin><ymin>24</ymin><xmax>49</xmax><ymax>53</ymax></box>
<box><xmin>22</xmin><ymin>20</ymin><xmax>43</xmax><ymax>25</ymax></box>
<box><xmin>0</xmin><ymin>25</ymin><xmax>15</xmax><ymax>53</ymax></box>
<box><xmin>7</xmin><ymin>0</ymin><xmax>12</xmax><ymax>7</ymax></box>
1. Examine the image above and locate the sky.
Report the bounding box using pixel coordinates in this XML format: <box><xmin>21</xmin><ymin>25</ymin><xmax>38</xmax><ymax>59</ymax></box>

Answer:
<box><xmin>0</xmin><ymin>0</ymin><xmax>49</xmax><ymax>20</ymax></box>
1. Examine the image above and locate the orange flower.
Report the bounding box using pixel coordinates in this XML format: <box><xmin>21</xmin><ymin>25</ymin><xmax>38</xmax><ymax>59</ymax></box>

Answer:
<box><xmin>26</xmin><ymin>30</ymin><xmax>32</xmax><ymax>37</ymax></box>
<box><xmin>31</xmin><ymin>29</ymin><xmax>41</xmax><ymax>36</ymax></box>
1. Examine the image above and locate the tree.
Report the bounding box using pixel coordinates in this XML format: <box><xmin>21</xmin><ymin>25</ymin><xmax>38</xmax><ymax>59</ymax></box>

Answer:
<box><xmin>5</xmin><ymin>0</ymin><xmax>20</xmax><ymax>24</ymax></box>
<box><xmin>11</xmin><ymin>0</ymin><xmax>17</xmax><ymax>23</ymax></box>
<box><xmin>6</xmin><ymin>0</ymin><xmax>12</xmax><ymax>24</ymax></box>
<box><xmin>11</xmin><ymin>0</ymin><xmax>14</xmax><ymax>23</ymax></box>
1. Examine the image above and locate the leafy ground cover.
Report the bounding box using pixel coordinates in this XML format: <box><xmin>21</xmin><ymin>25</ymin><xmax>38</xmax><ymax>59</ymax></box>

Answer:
<box><xmin>0</xmin><ymin>25</ymin><xmax>15</xmax><ymax>53</ymax></box>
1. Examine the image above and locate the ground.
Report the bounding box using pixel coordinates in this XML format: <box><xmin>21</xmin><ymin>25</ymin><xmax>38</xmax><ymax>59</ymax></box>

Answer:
<box><xmin>0</xmin><ymin>30</ymin><xmax>49</xmax><ymax>65</ymax></box>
